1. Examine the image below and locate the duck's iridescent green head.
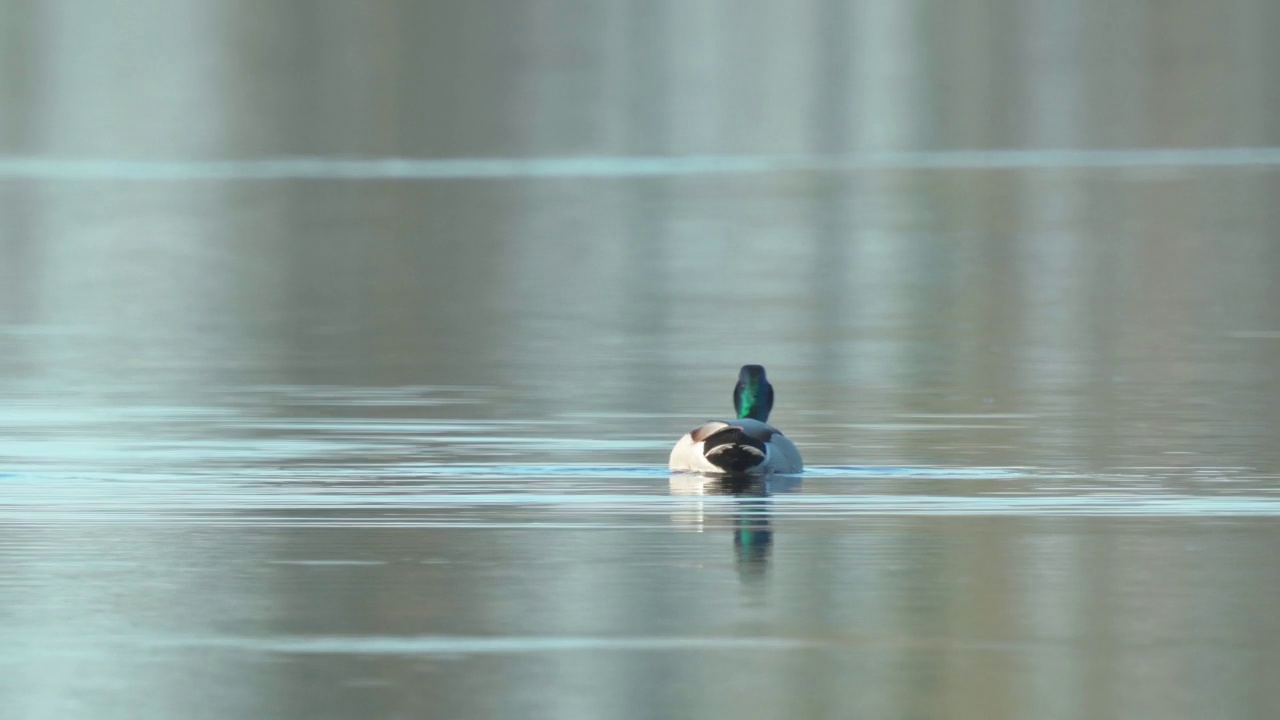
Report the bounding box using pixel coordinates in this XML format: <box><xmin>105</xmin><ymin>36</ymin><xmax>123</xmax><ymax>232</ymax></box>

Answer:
<box><xmin>733</xmin><ymin>365</ymin><xmax>774</xmax><ymax>422</ymax></box>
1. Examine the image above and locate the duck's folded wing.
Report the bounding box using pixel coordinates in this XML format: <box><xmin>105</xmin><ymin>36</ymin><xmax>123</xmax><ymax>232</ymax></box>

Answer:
<box><xmin>669</xmin><ymin>421</ymin><xmax>731</xmax><ymax>471</ymax></box>
<box><xmin>728</xmin><ymin>418</ymin><xmax>777</xmax><ymax>443</ymax></box>
<box><xmin>688</xmin><ymin>421</ymin><xmax>731</xmax><ymax>442</ymax></box>
<box><xmin>767</xmin><ymin>433</ymin><xmax>803</xmax><ymax>473</ymax></box>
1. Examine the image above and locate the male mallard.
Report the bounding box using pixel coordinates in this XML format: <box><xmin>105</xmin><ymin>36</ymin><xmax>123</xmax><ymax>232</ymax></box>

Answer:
<box><xmin>668</xmin><ymin>365</ymin><xmax>803</xmax><ymax>475</ymax></box>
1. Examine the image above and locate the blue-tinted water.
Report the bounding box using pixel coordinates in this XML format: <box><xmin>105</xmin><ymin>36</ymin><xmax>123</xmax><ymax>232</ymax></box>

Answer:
<box><xmin>5</xmin><ymin>2</ymin><xmax>1280</xmax><ymax>718</ymax></box>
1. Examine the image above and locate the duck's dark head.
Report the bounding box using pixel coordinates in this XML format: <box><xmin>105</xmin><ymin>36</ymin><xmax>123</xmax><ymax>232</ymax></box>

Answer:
<box><xmin>733</xmin><ymin>364</ymin><xmax>774</xmax><ymax>422</ymax></box>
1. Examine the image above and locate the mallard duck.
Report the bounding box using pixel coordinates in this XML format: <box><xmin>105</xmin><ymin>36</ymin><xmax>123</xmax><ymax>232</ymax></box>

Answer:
<box><xmin>668</xmin><ymin>365</ymin><xmax>803</xmax><ymax>475</ymax></box>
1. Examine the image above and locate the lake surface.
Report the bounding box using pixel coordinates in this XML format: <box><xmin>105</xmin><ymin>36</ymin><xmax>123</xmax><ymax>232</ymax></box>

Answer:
<box><xmin>3</xmin><ymin>3</ymin><xmax>1280</xmax><ymax>719</ymax></box>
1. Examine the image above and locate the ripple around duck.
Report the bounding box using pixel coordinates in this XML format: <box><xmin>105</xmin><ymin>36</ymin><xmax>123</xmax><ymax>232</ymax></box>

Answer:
<box><xmin>3</xmin><ymin>462</ymin><xmax>1279</xmax><ymax>526</ymax></box>
<box><xmin>5</xmin><ymin>147</ymin><xmax>1280</xmax><ymax>181</ymax></box>
<box><xmin>1</xmin><ymin>633</ymin><xmax>834</xmax><ymax>660</ymax></box>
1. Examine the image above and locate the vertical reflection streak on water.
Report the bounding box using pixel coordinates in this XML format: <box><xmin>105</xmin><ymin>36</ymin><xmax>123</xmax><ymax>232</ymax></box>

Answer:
<box><xmin>615</xmin><ymin>4</ymin><xmax>682</xmax><ymax>717</ymax></box>
<box><xmin>1016</xmin><ymin>0</ymin><xmax>1091</xmax><ymax>468</ymax></box>
<box><xmin>845</xmin><ymin>0</ymin><xmax>919</xmax><ymax>411</ymax></box>
<box><xmin>928</xmin><ymin>0</ymin><xmax>1015</xmax><ymax>152</ymax></box>
<box><xmin>0</xmin><ymin>2</ymin><xmax>39</xmax><ymax>347</ymax></box>
<box><xmin>801</xmin><ymin>0</ymin><xmax>861</xmax><ymax>706</ymax></box>
<box><xmin>523</xmin><ymin>0</ymin><xmax>609</xmax><ymax>156</ymax></box>
<box><xmin>621</xmin><ymin>0</ymin><xmax>671</xmax><ymax>415</ymax></box>
<box><xmin>1082</xmin><ymin>1</ymin><xmax>1148</xmax><ymax>149</ymax></box>
<box><xmin>1149</xmin><ymin>2</ymin><xmax>1239</xmax><ymax>150</ymax></box>
<box><xmin>7</xmin><ymin>0</ymin><xmax>242</xmax><ymax>392</ymax></box>
<box><xmin>808</xmin><ymin>0</ymin><xmax>853</xmax><ymax>397</ymax></box>
<box><xmin>664</xmin><ymin>0</ymin><xmax>722</xmax><ymax>156</ymax></box>
<box><xmin>1017</xmin><ymin>0</ymin><xmax>1084</xmax><ymax>150</ymax></box>
<box><xmin>1255</xmin><ymin>0</ymin><xmax>1280</xmax><ymax>148</ymax></box>
<box><xmin>38</xmin><ymin>0</ymin><xmax>229</xmax><ymax>158</ymax></box>
<box><xmin>1084</xmin><ymin>216</ymin><xmax>1122</xmax><ymax>469</ymax></box>
<box><xmin>1017</xmin><ymin>524</ymin><xmax>1083</xmax><ymax>718</ymax></box>
<box><xmin>0</xmin><ymin>1</ymin><xmax>35</xmax><ymax>156</ymax></box>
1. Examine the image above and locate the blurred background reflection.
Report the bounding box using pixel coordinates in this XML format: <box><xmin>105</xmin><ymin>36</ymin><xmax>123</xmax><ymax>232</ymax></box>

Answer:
<box><xmin>1</xmin><ymin>2</ymin><xmax>1279</xmax><ymax>719</ymax></box>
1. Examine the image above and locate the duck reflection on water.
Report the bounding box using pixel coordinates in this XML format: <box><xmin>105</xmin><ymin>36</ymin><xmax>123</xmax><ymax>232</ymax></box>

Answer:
<box><xmin>669</xmin><ymin>473</ymin><xmax>803</xmax><ymax>580</ymax></box>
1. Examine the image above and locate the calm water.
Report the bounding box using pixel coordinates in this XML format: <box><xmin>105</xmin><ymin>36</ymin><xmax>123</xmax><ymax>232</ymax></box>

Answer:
<box><xmin>4</xmin><ymin>3</ymin><xmax>1280</xmax><ymax>719</ymax></box>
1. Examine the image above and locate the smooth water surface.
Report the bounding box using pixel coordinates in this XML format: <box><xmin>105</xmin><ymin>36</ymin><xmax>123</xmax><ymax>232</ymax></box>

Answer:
<box><xmin>3</xmin><ymin>3</ymin><xmax>1280</xmax><ymax>719</ymax></box>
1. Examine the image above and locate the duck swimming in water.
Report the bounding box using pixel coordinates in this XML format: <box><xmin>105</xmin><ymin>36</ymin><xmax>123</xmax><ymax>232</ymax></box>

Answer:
<box><xmin>668</xmin><ymin>365</ymin><xmax>803</xmax><ymax>475</ymax></box>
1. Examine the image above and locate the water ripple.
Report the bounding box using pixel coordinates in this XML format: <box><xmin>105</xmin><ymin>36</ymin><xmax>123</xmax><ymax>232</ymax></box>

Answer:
<box><xmin>3</xmin><ymin>147</ymin><xmax>1280</xmax><ymax>181</ymax></box>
